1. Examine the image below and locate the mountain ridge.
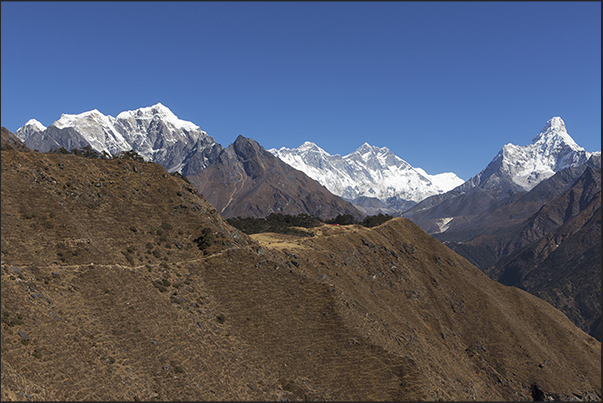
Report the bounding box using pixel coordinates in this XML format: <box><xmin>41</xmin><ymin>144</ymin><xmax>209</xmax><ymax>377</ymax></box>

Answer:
<box><xmin>186</xmin><ymin>135</ymin><xmax>364</xmax><ymax>220</ymax></box>
<box><xmin>15</xmin><ymin>103</ymin><xmax>221</xmax><ymax>175</ymax></box>
<box><xmin>269</xmin><ymin>141</ymin><xmax>464</xmax><ymax>215</ymax></box>
<box><xmin>13</xmin><ymin>107</ymin><xmax>362</xmax><ymax>220</ymax></box>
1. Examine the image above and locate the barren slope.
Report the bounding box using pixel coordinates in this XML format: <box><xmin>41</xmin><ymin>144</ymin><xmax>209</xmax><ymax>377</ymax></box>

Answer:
<box><xmin>253</xmin><ymin>221</ymin><xmax>601</xmax><ymax>400</ymax></box>
<box><xmin>1</xmin><ymin>149</ymin><xmax>600</xmax><ymax>401</ymax></box>
<box><xmin>186</xmin><ymin>135</ymin><xmax>363</xmax><ymax>220</ymax></box>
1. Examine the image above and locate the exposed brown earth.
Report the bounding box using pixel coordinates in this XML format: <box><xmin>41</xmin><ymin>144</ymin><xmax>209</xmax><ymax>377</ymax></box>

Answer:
<box><xmin>442</xmin><ymin>166</ymin><xmax>602</xmax><ymax>341</ymax></box>
<box><xmin>1</xmin><ymin>148</ymin><xmax>601</xmax><ymax>401</ymax></box>
<box><xmin>486</xmin><ymin>192</ymin><xmax>601</xmax><ymax>340</ymax></box>
<box><xmin>186</xmin><ymin>135</ymin><xmax>363</xmax><ymax>220</ymax></box>
<box><xmin>1</xmin><ymin>127</ymin><xmax>30</xmax><ymax>152</ymax></box>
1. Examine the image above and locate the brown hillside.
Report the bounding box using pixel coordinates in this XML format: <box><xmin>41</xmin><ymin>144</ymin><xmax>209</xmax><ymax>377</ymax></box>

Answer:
<box><xmin>0</xmin><ymin>149</ymin><xmax>247</xmax><ymax>268</ymax></box>
<box><xmin>186</xmin><ymin>135</ymin><xmax>363</xmax><ymax>220</ymax></box>
<box><xmin>1</xmin><ymin>127</ymin><xmax>30</xmax><ymax>152</ymax></box>
<box><xmin>446</xmin><ymin>167</ymin><xmax>602</xmax><ymax>341</ymax></box>
<box><xmin>1</xmin><ymin>149</ymin><xmax>600</xmax><ymax>401</ymax></box>
<box><xmin>252</xmin><ymin>220</ymin><xmax>601</xmax><ymax>400</ymax></box>
<box><xmin>486</xmin><ymin>193</ymin><xmax>601</xmax><ymax>341</ymax></box>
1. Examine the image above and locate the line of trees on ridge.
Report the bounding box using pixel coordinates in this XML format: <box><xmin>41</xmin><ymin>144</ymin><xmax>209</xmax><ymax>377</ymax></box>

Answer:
<box><xmin>226</xmin><ymin>213</ymin><xmax>393</xmax><ymax>236</ymax></box>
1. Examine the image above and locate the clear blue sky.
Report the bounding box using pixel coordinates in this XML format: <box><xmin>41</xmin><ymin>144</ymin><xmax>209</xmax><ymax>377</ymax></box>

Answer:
<box><xmin>2</xmin><ymin>1</ymin><xmax>600</xmax><ymax>180</ymax></box>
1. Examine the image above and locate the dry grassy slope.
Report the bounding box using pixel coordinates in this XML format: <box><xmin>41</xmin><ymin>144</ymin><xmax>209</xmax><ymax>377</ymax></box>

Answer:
<box><xmin>1</xmin><ymin>127</ymin><xmax>31</xmax><ymax>152</ymax></box>
<box><xmin>1</xmin><ymin>150</ymin><xmax>601</xmax><ymax>401</ymax></box>
<box><xmin>253</xmin><ymin>222</ymin><xmax>601</xmax><ymax>400</ymax></box>
<box><xmin>1</xmin><ymin>150</ymin><xmax>248</xmax><ymax>267</ymax></box>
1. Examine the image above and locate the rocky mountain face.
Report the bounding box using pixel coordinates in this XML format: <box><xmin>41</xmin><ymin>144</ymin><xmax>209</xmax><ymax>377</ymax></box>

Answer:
<box><xmin>483</xmin><ymin>167</ymin><xmax>601</xmax><ymax>341</ymax></box>
<box><xmin>403</xmin><ymin>117</ymin><xmax>599</xmax><ymax>234</ymax></box>
<box><xmin>14</xmin><ymin>103</ymin><xmax>222</xmax><ymax>175</ymax></box>
<box><xmin>1</xmin><ymin>146</ymin><xmax>600</xmax><ymax>401</ymax></box>
<box><xmin>187</xmin><ymin>135</ymin><xmax>363</xmax><ymax>220</ymax></box>
<box><xmin>270</xmin><ymin>142</ymin><xmax>464</xmax><ymax>215</ymax></box>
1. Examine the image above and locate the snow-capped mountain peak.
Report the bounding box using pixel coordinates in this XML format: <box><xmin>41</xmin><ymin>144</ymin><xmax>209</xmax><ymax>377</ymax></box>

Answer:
<box><xmin>15</xmin><ymin>104</ymin><xmax>219</xmax><ymax>175</ymax></box>
<box><xmin>346</xmin><ymin>143</ymin><xmax>412</xmax><ymax>172</ymax></box>
<box><xmin>543</xmin><ymin>116</ymin><xmax>565</xmax><ymax>131</ymax></box>
<box><xmin>24</xmin><ymin>119</ymin><xmax>46</xmax><ymax>132</ymax></box>
<box><xmin>474</xmin><ymin>116</ymin><xmax>595</xmax><ymax>193</ymax></box>
<box><xmin>270</xmin><ymin>141</ymin><xmax>465</xmax><ymax>214</ymax></box>
<box><xmin>531</xmin><ymin>116</ymin><xmax>580</xmax><ymax>150</ymax></box>
<box><xmin>348</xmin><ymin>142</ymin><xmax>387</xmax><ymax>158</ymax></box>
<box><xmin>14</xmin><ymin>119</ymin><xmax>47</xmax><ymax>141</ymax></box>
<box><xmin>297</xmin><ymin>141</ymin><xmax>327</xmax><ymax>153</ymax></box>
<box><xmin>53</xmin><ymin>109</ymin><xmax>113</xmax><ymax>129</ymax></box>
<box><xmin>116</xmin><ymin>103</ymin><xmax>199</xmax><ymax>132</ymax></box>
<box><xmin>353</xmin><ymin>142</ymin><xmax>374</xmax><ymax>153</ymax></box>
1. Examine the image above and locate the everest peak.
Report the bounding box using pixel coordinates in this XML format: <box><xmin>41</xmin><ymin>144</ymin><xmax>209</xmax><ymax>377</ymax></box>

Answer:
<box><xmin>270</xmin><ymin>140</ymin><xmax>465</xmax><ymax>209</ymax></box>
<box><xmin>352</xmin><ymin>142</ymin><xmax>381</xmax><ymax>154</ymax></box>
<box><xmin>298</xmin><ymin>141</ymin><xmax>330</xmax><ymax>155</ymax></box>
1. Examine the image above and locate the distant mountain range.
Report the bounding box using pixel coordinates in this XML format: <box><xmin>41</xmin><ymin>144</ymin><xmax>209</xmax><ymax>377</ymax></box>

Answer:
<box><xmin>13</xmin><ymin>107</ymin><xmax>599</xmax><ymax>227</ymax></box>
<box><xmin>9</xmin><ymin>108</ymin><xmax>601</xmax><ymax>341</ymax></box>
<box><xmin>14</xmin><ymin>103</ymin><xmax>468</xmax><ymax>217</ymax></box>
<box><xmin>14</xmin><ymin>108</ymin><xmax>599</xmax><ymax>218</ymax></box>
<box><xmin>15</xmin><ymin>103</ymin><xmax>221</xmax><ymax>175</ymax></box>
<box><xmin>14</xmin><ymin>105</ymin><xmax>362</xmax><ymax>220</ymax></box>
<box><xmin>269</xmin><ymin>142</ymin><xmax>464</xmax><ymax>215</ymax></box>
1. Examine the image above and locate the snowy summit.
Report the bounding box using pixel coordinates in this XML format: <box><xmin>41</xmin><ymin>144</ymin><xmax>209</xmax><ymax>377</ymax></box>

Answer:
<box><xmin>489</xmin><ymin>116</ymin><xmax>597</xmax><ymax>191</ymax></box>
<box><xmin>14</xmin><ymin>103</ymin><xmax>219</xmax><ymax>174</ymax></box>
<box><xmin>269</xmin><ymin>142</ymin><xmax>465</xmax><ymax>214</ymax></box>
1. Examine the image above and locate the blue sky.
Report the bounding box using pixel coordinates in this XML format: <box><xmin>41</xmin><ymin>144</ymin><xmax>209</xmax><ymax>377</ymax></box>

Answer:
<box><xmin>1</xmin><ymin>1</ymin><xmax>600</xmax><ymax>180</ymax></box>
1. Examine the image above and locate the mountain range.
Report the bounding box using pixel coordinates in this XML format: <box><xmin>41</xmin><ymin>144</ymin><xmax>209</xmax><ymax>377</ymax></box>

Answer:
<box><xmin>15</xmin><ymin>103</ymin><xmax>222</xmax><ymax>175</ymax></box>
<box><xmin>14</xmin><ymin>104</ymin><xmax>467</xmax><ymax>218</ymax></box>
<box><xmin>11</xmin><ymin>105</ymin><xmax>601</xmax><ymax>340</ymax></box>
<box><xmin>1</xmin><ymin>137</ymin><xmax>600</xmax><ymax>401</ymax></box>
<box><xmin>14</xmin><ymin>104</ymin><xmax>362</xmax><ymax>219</ymax></box>
<box><xmin>186</xmin><ymin>135</ymin><xmax>363</xmax><ymax>220</ymax></box>
<box><xmin>16</xmin><ymin>107</ymin><xmax>599</xmax><ymax>222</ymax></box>
<box><xmin>269</xmin><ymin>142</ymin><xmax>464</xmax><ymax>214</ymax></box>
